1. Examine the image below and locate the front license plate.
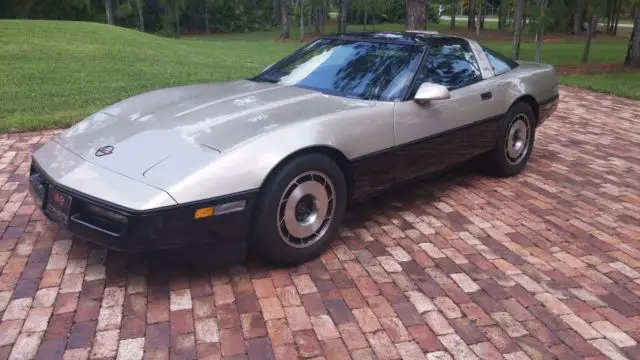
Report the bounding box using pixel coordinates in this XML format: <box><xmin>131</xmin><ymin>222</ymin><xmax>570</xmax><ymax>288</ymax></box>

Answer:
<box><xmin>45</xmin><ymin>188</ymin><xmax>72</xmax><ymax>225</ymax></box>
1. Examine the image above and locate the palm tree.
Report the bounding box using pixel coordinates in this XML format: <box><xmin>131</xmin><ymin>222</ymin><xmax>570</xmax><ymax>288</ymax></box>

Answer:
<box><xmin>106</xmin><ymin>0</ymin><xmax>115</xmax><ymax>24</ymax></box>
<box><xmin>135</xmin><ymin>0</ymin><xmax>145</xmax><ymax>31</ymax></box>
<box><xmin>338</xmin><ymin>0</ymin><xmax>348</xmax><ymax>33</ymax></box>
<box><xmin>281</xmin><ymin>0</ymin><xmax>291</xmax><ymax>39</ymax></box>
<box><xmin>406</xmin><ymin>0</ymin><xmax>428</xmax><ymax>30</ymax></box>
<box><xmin>625</xmin><ymin>3</ymin><xmax>640</xmax><ymax>67</ymax></box>
<box><xmin>582</xmin><ymin>12</ymin><xmax>597</xmax><ymax>63</ymax></box>
<box><xmin>451</xmin><ymin>0</ymin><xmax>457</xmax><ymax>29</ymax></box>
<box><xmin>512</xmin><ymin>0</ymin><xmax>525</xmax><ymax>59</ymax></box>
<box><xmin>535</xmin><ymin>0</ymin><xmax>548</xmax><ymax>63</ymax></box>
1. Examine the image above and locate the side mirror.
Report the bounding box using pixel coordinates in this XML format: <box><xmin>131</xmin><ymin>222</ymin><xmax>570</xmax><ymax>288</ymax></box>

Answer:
<box><xmin>414</xmin><ymin>82</ymin><xmax>450</xmax><ymax>105</ymax></box>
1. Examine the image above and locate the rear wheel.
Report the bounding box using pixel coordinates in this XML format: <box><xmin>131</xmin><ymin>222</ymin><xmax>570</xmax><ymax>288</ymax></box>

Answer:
<box><xmin>483</xmin><ymin>101</ymin><xmax>536</xmax><ymax>177</ymax></box>
<box><xmin>251</xmin><ymin>153</ymin><xmax>347</xmax><ymax>265</ymax></box>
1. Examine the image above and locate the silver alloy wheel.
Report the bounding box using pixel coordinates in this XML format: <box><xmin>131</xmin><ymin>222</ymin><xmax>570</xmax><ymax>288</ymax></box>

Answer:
<box><xmin>277</xmin><ymin>171</ymin><xmax>336</xmax><ymax>248</ymax></box>
<box><xmin>504</xmin><ymin>114</ymin><xmax>531</xmax><ymax>165</ymax></box>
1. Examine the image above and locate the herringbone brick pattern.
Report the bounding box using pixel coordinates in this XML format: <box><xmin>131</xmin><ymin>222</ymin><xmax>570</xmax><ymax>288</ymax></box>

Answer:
<box><xmin>0</xmin><ymin>86</ymin><xmax>639</xmax><ymax>360</ymax></box>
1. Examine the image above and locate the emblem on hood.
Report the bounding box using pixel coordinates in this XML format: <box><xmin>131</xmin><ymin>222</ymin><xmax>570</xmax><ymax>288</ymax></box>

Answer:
<box><xmin>95</xmin><ymin>145</ymin><xmax>114</xmax><ymax>157</ymax></box>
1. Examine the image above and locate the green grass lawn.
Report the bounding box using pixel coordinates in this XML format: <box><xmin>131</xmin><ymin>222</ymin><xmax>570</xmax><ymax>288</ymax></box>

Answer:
<box><xmin>560</xmin><ymin>70</ymin><xmax>640</xmax><ymax>100</ymax></box>
<box><xmin>0</xmin><ymin>19</ymin><xmax>634</xmax><ymax>132</ymax></box>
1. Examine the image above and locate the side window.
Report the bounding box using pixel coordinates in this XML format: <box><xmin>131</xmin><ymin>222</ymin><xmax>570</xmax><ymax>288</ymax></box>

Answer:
<box><xmin>414</xmin><ymin>43</ymin><xmax>482</xmax><ymax>92</ymax></box>
<box><xmin>482</xmin><ymin>46</ymin><xmax>518</xmax><ymax>75</ymax></box>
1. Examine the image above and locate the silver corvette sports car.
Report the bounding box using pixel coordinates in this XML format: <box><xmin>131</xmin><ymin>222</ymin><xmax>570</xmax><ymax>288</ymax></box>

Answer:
<box><xmin>29</xmin><ymin>31</ymin><xmax>558</xmax><ymax>264</ymax></box>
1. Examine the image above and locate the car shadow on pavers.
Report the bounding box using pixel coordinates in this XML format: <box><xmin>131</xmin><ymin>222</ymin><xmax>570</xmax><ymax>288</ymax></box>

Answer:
<box><xmin>68</xmin><ymin>159</ymin><xmax>482</xmax><ymax>276</ymax></box>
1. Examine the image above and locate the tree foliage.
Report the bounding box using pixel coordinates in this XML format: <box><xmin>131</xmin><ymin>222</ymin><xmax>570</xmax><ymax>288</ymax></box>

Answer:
<box><xmin>1</xmin><ymin>0</ymin><xmax>637</xmax><ymax>66</ymax></box>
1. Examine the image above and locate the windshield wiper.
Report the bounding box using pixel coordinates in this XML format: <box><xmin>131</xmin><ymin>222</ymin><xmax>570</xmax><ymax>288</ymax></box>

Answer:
<box><xmin>251</xmin><ymin>77</ymin><xmax>278</xmax><ymax>83</ymax></box>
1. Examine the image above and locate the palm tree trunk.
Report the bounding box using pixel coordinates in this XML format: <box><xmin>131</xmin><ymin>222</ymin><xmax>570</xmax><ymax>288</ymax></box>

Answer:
<box><xmin>535</xmin><ymin>0</ymin><xmax>547</xmax><ymax>63</ymax></box>
<box><xmin>582</xmin><ymin>13</ymin><xmax>596</xmax><ymax>63</ymax></box>
<box><xmin>300</xmin><ymin>0</ymin><xmax>304</xmax><ymax>41</ymax></box>
<box><xmin>272</xmin><ymin>0</ymin><xmax>279</xmax><ymax>26</ymax></box>
<box><xmin>605</xmin><ymin>0</ymin><xmax>613</xmax><ymax>34</ymax></box>
<box><xmin>363</xmin><ymin>5</ymin><xmax>367</xmax><ymax>31</ymax></box>
<box><xmin>498</xmin><ymin>0</ymin><xmax>506</xmax><ymax>30</ymax></box>
<box><xmin>476</xmin><ymin>0</ymin><xmax>482</xmax><ymax>35</ymax></box>
<box><xmin>176</xmin><ymin>11</ymin><xmax>180</xmax><ymax>37</ymax></box>
<box><xmin>451</xmin><ymin>0</ymin><xmax>456</xmax><ymax>29</ymax></box>
<box><xmin>613</xmin><ymin>0</ymin><xmax>621</xmax><ymax>36</ymax></box>
<box><xmin>338</xmin><ymin>0</ymin><xmax>348</xmax><ymax>33</ymax></box>
<box><xmin>105</xmin><ymin>0</ymin><xmax>115</xmax><ymax>25</ymax></box>
<box><xmin>512</xmin><ymin>0</ymin><xmax>524</xmax><ymax>60</ymax></box>
<box><xmin>468</xmin><ymin>0</ymin><xmax>476</xmax><ymax>30</ymax></box>
<box><xmin>205</xmin><ymin>6</ymin><xmax>209</xmax><ymax>33</ymax></box>
<box><xmin>573</xmin><ymin>0</ymin><xmax>582</xmax><ymax>34</ymax></box>
<box><xmin>137</xmin><ymin>0</ymin><xmax>144</xmax><ymax>31</ymax></box>
<box><xmin>406</xmin><ymin>0</ymin><xmax>427</xmax><ymax>30</ymax></box>
<box><xmin>625</xmin><ymin>6</ymin><xmax>640</xmax><ymax>68</ymax></box>
<box><xmin>281</xmin><ymin>0</ymin><xmax>290</xmax><ymax>39</ymax></box>
<box><xmin>480</xmin><ymin>0</ymin><xmax>486</xmax><ymax>29</ymax></box>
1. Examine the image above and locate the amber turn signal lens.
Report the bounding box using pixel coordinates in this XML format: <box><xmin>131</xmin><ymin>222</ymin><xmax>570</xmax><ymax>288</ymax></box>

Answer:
<box><xmin>194</xmin><ymin>207</ymin><xmax>214</xmax><ymax>219</ymax></box>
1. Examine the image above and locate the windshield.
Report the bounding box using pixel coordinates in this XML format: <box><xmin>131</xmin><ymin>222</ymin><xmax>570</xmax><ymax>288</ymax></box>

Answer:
<box><xmin>252</xmin><ymin>38</ymin><xmax>423</xmax><ymax>101</ymax></box>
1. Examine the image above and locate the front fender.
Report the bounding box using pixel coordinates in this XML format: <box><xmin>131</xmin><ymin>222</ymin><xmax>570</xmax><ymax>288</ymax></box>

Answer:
<box><xmin>165</xmin><ymin>101</ymin><xmax>395</xmax><ymax>203</ymax></box>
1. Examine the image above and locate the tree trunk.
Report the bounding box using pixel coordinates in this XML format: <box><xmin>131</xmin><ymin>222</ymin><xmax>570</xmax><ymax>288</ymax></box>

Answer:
<box><xmin>573</xmin><ymin>0</ymin><xmax>582</xmax><ymax>34</ymax></box>
<box><xmin>535</xmin><ymin>0</ymin><xmax>547</xmax><ymax>63</ymax></box>
<box><xmin>324</xmin><ymin>0</ymin><xmax>329</xmax><ymax>21</ymax></box>
<box><xmin>281</xmin><ymin>0</ymin><xmax>290</xmax><ymax>39</ymax></box>
<box><xmin>338</xmin><ymin>0</ymin><xmax>348</xmax><ymax>33</ymax></box>
<box><xmin>480</xmin><ymin>0</ymin><xmax>486</xmax><ymax>29</ymax></box>
<box><xmin>626</xmin><ymin>6</ymin><xmax>640</xmax><ymax>68</ymax></box>
<box><xmin>137</xmin><ymin>0</ymin><xmax>144</xmax><ymax>31</ymax></box>
<box><xmin>476</xmin><ymin>0</ymin><xmax>482</xmax><ymax>35</ymax></box>
<box><xmin>512</xmin><ymin>0</ymin><xmax>524</xmax><ymax>60</ymax></box>
<box><xmin>606</xmin><ymin>0</ymin><xmax>613</xmax><ymax>34</ymax></box>
<box><xmin>272</xmin><ymin>0</ymin><xmax>279</xmax><ymax>26</ymax></box>
<box><xmin>176</xmin><ymin>8</ymin><xmax>180</xmax><ymax>37</ymax></box>
<box><xmin>363</xmin><ymin>5</ymin><xmax>367</xmax><ymax>31</ymax></box>
<box><xmin>300</xmin><ymin>0</ymin><xmax>304</xmax><ymax>41</ymax></box>
<box><xmin>406</xmin><ymin>0</ymin><xmax>427</xmax><ymax>30</ymax></box>
<box><xmin>498</xmin><ymin>0</ymin><xmax>506</xmax><ymax>30</ymax></box>
<box><xmin>321</xmin><ymin>1</ymin><xmax>326</xmax><ymax>32</ymax></box>
<box><xmin>105</xmin><ymin>0</ymin><xmax>115</xmax><ymax>24</ymax></box>
<box><xmin>205</xmin><ymin>6</ymin><xmax>209</xmax><ymax>33</ymax></box>
<box><xmin>315</xmin><ymin>7</ymin><xmax>321</xmax><ymax>33</ymax></box>
<box><xmin>582</xmin><ymin>13</ymin><xmax>596</xmax><ymax>63</ymax></box>
<box><xmin>253</xmin><ymin>0</ymin><xmax>258</xmax><ymax>11</ymax></box>
<box><xmin>613</xmin><ymin>1</ymin><xmax>621</xmax><ymax>36</ymax></box>
<box><xmin>468</xmin><ymin>0</ymin><xmax>475</xmax><ymax>30</ymax></box>
<box><xmin>451</xmin><ymin>0</ymin><xmax>456</xmax><ymax>29</ymax></box>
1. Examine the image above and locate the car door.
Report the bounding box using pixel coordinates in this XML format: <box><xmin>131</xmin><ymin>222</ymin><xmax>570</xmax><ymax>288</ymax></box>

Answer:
<box><xmin>393</xmin><ymin>39</ymin><xmax>504</xmax><ymax>182</ymax></box>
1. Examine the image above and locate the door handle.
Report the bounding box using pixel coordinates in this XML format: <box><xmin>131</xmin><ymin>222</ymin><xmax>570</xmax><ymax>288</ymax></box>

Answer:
<box><xmin>481</xmin><ymin>92</ymin><xmax>493</xmax><ymax>101</ymax></box>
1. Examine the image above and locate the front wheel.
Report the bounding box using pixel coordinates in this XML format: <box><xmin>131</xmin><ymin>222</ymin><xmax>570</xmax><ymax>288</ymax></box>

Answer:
<box><xmin>251</xmin><ymin>153</ymin><xmax>347</xmax><ymax>265</ymax></box>
<box><xmin>483</xmin><ymin>102</ymin><xmax>536</xmax><ymax>177</ymax></box>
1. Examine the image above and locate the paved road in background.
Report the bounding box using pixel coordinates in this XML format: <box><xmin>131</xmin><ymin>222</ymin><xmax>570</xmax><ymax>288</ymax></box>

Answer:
<box><xmin>440</xmin><ymin>15</ymin><xmax>634</xmax><ymax>28</ymax></box>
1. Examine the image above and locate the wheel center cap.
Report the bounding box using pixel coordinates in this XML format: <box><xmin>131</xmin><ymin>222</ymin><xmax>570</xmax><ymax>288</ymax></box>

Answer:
<box><xmin>295</xmin><ymin>195</ymin><xmax>316</xmax><ymax>223</ymax></box>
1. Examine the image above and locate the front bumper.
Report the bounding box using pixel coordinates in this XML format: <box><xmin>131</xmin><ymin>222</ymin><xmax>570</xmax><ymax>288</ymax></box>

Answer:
<box><xmin>29</xmin><ymin>159</ymin><xmax>258</xmax><ymax>253</ymax></box>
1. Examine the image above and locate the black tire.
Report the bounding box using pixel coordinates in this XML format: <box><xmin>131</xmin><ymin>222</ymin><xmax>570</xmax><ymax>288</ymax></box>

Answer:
<box><xmin>483</xmin><ymin>101</ymin><xmax>536</xmax><ymax>177</ymax></box>
<box><xmin>250</xmin><ymin>153</ymin><xmax>347</xmax><ymax>265</ymax></box>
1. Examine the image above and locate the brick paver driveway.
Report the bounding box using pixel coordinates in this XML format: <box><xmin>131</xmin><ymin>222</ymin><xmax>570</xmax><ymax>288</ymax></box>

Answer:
<box><xmin>1</xmin><ymin>86</ymin><xmax>639</xmax><ymax>360</ymax></box>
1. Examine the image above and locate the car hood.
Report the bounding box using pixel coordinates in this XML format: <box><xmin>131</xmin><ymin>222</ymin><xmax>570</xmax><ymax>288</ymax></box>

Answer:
<box><xmin>53</xmin><ymin>79</ymin><xmax>370</xmax><ymax>192</ymax></box>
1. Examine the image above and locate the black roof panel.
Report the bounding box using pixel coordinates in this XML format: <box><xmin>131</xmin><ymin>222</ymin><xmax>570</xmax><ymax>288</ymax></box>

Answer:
<box><xmin>320</xmin><ymin>31</ymin><xmax>464</xmax><ymax>45</ymax></box>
